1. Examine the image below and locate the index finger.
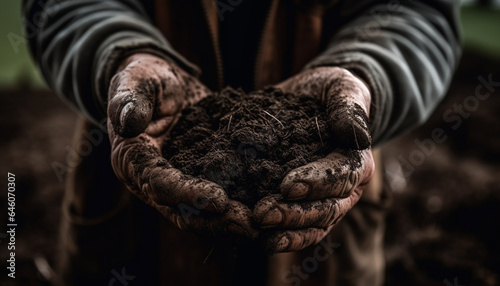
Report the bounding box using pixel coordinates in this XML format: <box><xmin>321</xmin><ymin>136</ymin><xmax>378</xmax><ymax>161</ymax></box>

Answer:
<box><xmin>280</xmin><ymin>149</ymin><xmax>374</xmax><ymax>201</ymax></box>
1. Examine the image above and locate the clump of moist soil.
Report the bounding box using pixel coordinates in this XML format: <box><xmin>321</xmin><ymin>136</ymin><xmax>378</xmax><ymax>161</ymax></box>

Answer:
<box><xmin>162</xmin><ymin>87</ymin><xmax>338</xmax><ymax>207</ymax></box>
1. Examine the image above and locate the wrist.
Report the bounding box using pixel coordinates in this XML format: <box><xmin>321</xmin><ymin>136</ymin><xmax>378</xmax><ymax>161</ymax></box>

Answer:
<box><xmin>310</xmin><ymin>66</ymin><xmax>371</xmax><ymax>116</ymax></box>
<box><xmin>115</xmin><ymin>53</ymin><xmax>172</xmax><ymax>75</ymax></box>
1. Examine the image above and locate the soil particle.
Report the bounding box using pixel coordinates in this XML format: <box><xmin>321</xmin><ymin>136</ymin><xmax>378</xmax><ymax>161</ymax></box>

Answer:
<box><xmin>163</xmin><ymin>87</ymin><xmax>341</xmax><ymax>207</ymax></box>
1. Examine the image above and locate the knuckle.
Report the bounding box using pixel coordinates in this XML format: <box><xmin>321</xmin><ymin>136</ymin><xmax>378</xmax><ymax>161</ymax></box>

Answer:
<box><xmin>300</xmin><ymin>229</ymin><xmax>318</xmax><ymax>248</ymax></box>
<box><xmin>111</xmin><ymin>142</ymin><xmax>135</xmax><ymax>183</ymax></box>
<box><xmin>321</xmin><ymin>202</ymin><xmax>338</xmax><ymax>227</ymax></box>
<box><xmin>341</xmin><ymin>170</ymin><xmax>359</xmax><ymax>197</ymax></box>
<box><xmin>328</xmin><ymin>203</ymin><xmax>342</xmax><ymax>226</ymax></box>
<box><xmin>348</xmin><ymin>169</ymin><xmax>359</xmax><ymax>187</ymax></box>
<box><xmin>109</xmin><ymin>71</ymin><xmax>125</xmax><ymax>95</ymax></box>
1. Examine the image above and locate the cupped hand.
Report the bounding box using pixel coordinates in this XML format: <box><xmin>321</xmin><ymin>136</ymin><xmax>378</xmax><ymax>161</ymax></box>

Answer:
<box><xmin>254</xmin><ymin>67</ymin><xmax>375</xmax><ymax>252</ymax></box>
<box><xmin>107</xmin><ymin>53</ymin><xmax>256</xmax><ymax>238</ymax></box>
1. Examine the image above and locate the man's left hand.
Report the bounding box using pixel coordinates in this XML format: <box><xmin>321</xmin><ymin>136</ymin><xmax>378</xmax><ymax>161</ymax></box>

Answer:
<box><xmin>253</xmin><ymin>67</ymin><xmax>375</xmax><ymax>252</ymax></box>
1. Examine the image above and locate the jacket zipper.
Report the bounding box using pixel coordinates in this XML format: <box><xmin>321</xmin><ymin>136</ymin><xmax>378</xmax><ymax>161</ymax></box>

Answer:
<box><xmin>254</xmin><ymin>0</ymin><xmax>279</xmax><ymax>89</ymax></box>
<box><xmin>201</xmin><ymin>0</ymin><xmax>224</xmax><ymax>90</ymax></box>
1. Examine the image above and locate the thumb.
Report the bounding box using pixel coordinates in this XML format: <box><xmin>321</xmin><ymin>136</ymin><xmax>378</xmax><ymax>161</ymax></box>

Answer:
<box><xmin>107</xmin><ymin>70</ymin><xmax>155</xmax><ymax>138</ymax></box>
<box><xmin>275</xmin><ymin>67</ymin><xmax>372</xmax><ymax>149</ymax></box>
<box><xmin>326</xmin><ymin>71</ymin><xmax>372</xmax><ymax>149</ymax></box>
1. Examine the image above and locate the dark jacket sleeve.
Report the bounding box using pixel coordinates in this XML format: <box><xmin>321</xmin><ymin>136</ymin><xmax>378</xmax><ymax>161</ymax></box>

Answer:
<box><xmin>23</xmin><ymin>0</ymin><xmax>199</xmax><ymax>127</ymax></box>
<box><xmin>305</xmin><ymin>0</ymin><xmax>461</xmax><ymax>145</ymax></box>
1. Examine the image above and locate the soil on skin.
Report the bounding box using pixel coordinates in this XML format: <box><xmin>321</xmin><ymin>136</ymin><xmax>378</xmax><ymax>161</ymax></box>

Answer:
<box><xmin>162</xmin><ymin>87</ymin><xmax>338</xmax><ymax>207</ymax></box>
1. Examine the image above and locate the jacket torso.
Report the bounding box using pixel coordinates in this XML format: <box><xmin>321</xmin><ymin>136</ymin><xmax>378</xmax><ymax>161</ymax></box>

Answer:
<box><xmin>151</xmin><ymin>0</ymin><xmax>341</xmax><ymax>90</ymax></box>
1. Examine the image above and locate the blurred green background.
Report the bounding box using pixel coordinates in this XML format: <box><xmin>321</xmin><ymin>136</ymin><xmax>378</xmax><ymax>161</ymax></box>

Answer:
<box><xmin>1</xmin><ymin>1</ymin><xmax>500</xmax><ymax>90</ymax></box>
<box><xmin>0</xmin><ymin>1</ymin><xmax>46</xmax><ymax>89</ymax></box>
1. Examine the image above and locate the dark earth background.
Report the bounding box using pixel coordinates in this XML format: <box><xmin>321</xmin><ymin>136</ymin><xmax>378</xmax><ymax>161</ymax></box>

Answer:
<box><xmin>1</xmin><ymin>3</ymin><xmax>500</xmax><ymax>286</ymax></box>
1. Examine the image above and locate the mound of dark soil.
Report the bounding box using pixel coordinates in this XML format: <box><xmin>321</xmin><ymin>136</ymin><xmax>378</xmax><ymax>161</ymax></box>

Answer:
<box><xmin>162</xmin><ymin>87</ymin><xmax>338</xmax><ymax>207</ymax></box>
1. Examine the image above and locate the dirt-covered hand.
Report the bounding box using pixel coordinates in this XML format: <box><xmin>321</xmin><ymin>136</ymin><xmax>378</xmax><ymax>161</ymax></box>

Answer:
<box><xmin>107</xmin><ymin>53</ymin><xmax>256</xmax><ymax>238</ymax></box>
<box><xmin>254</xmin><ymin>67</ymin><xmax>375</xmax><ymax>252</ymax></box>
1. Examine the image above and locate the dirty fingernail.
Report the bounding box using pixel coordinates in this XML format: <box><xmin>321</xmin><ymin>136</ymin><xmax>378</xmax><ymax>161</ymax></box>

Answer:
<box><xmin>120</xmin><ymin>102</ymin><xmax>134</xmax><ymax>128</ymax></box>
<box><xmin>261</xmin><ymin>208</ymin><xmax>283</xmax><ymax>227</ymax></box>
<box><xmin>286</xmin><ymin>182</ymin><xmax>309</xmax><ymax>199</ymax></box>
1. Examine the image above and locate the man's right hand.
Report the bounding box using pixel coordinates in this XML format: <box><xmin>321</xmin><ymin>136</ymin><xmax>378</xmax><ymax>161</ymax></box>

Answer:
<box><xmin>107</xmin><ymin>53</ymin><xmax>256</xmax><ymax>239</ymax></box>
